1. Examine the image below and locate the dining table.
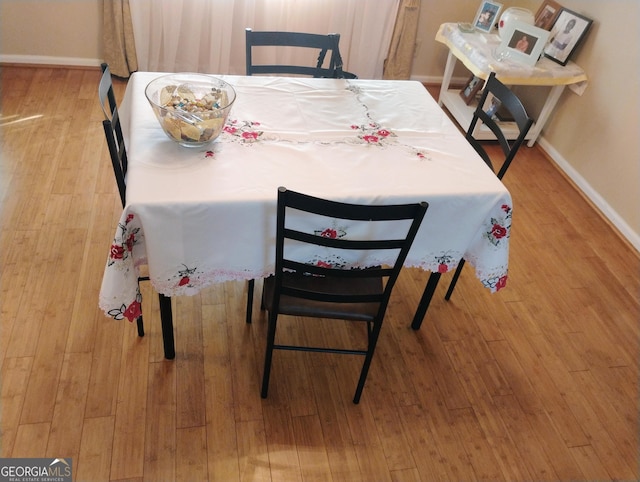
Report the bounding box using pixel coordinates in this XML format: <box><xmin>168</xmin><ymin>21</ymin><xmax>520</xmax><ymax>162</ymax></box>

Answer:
<box><xmin>99</xmin><ymin>72</ymin><xmax>513</xmax><ymax>359</ymax></box>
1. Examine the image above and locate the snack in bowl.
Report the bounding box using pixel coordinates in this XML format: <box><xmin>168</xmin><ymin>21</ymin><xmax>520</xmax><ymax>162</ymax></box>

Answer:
<box><xmin>145</xmin><ymin>73</ymin><xmax>236</xmax><ymax>147</ymax></box>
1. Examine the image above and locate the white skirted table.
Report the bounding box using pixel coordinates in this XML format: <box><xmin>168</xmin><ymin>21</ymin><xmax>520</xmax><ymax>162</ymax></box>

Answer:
<box><xmin>99</xmin><ymin>73</ymin><xmax>514</xmax><ymax>358</ymax></box>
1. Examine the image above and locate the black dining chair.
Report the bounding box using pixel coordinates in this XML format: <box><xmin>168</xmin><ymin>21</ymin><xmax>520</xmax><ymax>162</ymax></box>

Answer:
<box><xmin>411</xmin><ymin>72</ymin><xmax>533</xmax><ymax>330</ymax></box>
<box><xmin>244</xmin><ymin>28</ymin><xmax>357</xmax><ymax>321</ymax></box>
<box><xmin>444</xmin><ymin>71</ymin><xmax>533</xmax><ymax>300</ymax></box>
<box><xmin>245</xmin><ymin>28</ymin><xmax>357</xmax><ymax>79</ymax></box>
<box><xmin>249</xmin><ymin>187</ymin><xmax>428</xmax><ymax>404</ymax></box>
<box><xmin>99</xmin><ymin>63</ymin><xmax>175</xmax><ymax>359</ymax></box>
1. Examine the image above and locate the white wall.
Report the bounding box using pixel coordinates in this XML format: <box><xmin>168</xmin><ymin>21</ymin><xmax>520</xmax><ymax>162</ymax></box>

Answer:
<box><xmin>1</xmin><ymin>0</ymin><xmax>638</xmax><ymax>250</ymax></box>
<box><xmin>0</xmin><ymin>0</ymin><xmax>102</xmax><ymax>66</ymax></box>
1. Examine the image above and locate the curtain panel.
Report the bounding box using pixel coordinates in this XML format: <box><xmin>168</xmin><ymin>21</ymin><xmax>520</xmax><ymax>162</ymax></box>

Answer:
<box><xmin>128</xmin><ymin>0</ymin><xmax>400</xmax><ymax>79</ymax></box>
<box><xmin>383</xmin><ymin>0</ymin><xmax>421</xmax><ymax>79</ymax></box>
<box><xmin>103</xmin><ymin>0</ymin><xmax>138</xmax><ymax>77</ymax></box>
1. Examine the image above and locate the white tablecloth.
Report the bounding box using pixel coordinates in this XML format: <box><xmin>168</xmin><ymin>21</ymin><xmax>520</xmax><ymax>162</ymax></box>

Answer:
<box><xmin>99</xmin><ymin>73</ymin><xmax>513</xmax><ymax>321</ymax></box>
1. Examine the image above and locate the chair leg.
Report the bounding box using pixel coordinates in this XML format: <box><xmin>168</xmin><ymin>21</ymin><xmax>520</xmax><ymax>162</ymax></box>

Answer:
<box><xmin>444</xmin><ymin>259</ymin><xmax>466</xmax><ymax>301</ymax></box>
<box><xmin>411</xmin><ymin>272</ymin><xmax>441</xmax><ymax>330</ymax></box>
<box><xmin>246</xmin><ymin>279</ymin><xmax>255</xmax><ymax>324</ymax></box>
<box><xmin>353</xmin><ymin>322</ymin><xmax>383</xmax><ymax>404</ymax></box>
<box><xmin>159</xmin><ymin>294</ymin><xmax>175</xmax><ymax>360</ymax></box>
<box><xmin>136</xmin><ymin>315</ymin><xmax>145</xmax><ymax>337</ymax></box>
<box><xmin>261</xmin><ymin>313</ymin><xmax>278</xmax><ymax>398</ymax></box>
<box><xmin>136</xmin><ymin>279</ymin><xmax>146</xmax><ymax>337</ymax></box>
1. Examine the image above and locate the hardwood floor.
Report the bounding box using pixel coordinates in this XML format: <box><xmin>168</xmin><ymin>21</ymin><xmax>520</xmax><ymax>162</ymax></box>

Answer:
<box><xmin>1</xmin><ymin>65</ymin><xmax>638</xmax><ymax>481</ymax></box>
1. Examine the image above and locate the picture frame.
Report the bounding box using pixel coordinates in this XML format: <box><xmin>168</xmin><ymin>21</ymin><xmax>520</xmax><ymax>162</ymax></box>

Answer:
<box><xmin>481</xmin><ymin>92</ymin><xmax>502</xmax><ymax>119</ymax></box>
<box><xmin>534</xmin><ymin>0</ymin><xmax>562</xmax><ymax>30</ymax></box>
<box><xmin>496</xmin><ymin>20</ymin><xmax>550</xmax><ymax>67</ymax></box>
<box><xmin>459</xmin><ymin>75</ymin><xmax>484</xmax><ymax>105</ymax></box>
<box><xmin>543</xmin><ymin>8</ymin><xmax>593</xmax><ymax>66</ymax></box>
<box><xmin>472</xmin><ymin>1</ymin><xmax>503</xmax><ymax>33</ymax></box>
<box><xmin>477</xmin><ymin>90</ymin><xmax>512</xmax><ymax>121</ymax></box>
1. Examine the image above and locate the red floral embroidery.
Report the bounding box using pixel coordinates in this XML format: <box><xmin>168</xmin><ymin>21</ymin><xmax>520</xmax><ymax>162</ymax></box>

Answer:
<box><xmin>173</xmin><ymin>264</ymin><xmax>198</xmax><ymax>289</ymax></box>
<box><xmin>205</xmin><ymin>150</ymin><xmax>214</xmax><ymax>158</ymax></box>
<box><xmin>223</xmin><ymin>120</ymin><xmax>263</xmax><ymax>143</ymax></box>
<box><xmin>223</xmin><ymin>126</ymin><xmax>237</xmax><ymax>134</ymax></box>
<box><xmin>110</xmin><ymin>244</ymin><xmax>125</xmax><ymax>259</ymax></box>
<box><xmin>351</xmin><ymin>120</ymin><xmax>395</xmax><ymax>146</ymax></box>
<box><xmin>124</xmin><ymin>299</ymin><xmax>142</xmax><ymax>321</ymax></box>
<box><xmin>491</xmin><ymin>224</ymin><xmax>507</xmax><ymax>239</ymax></box>
<box><xmin>438</xmin><ymin>263</ymin><xmax>448</xmax><ymax>273</ymax></box>
<box><xmin>496</xmin><ymin>275</ymin><xmax>508</xmax><ymax>291</ymax></box>
<box><xmin>317</xmin><ymin>260</ymin><xmax>332</xmax><ymax>268</ymax></box>
<box><xmin>320</xmin><ymin>228</ymin><xmax>338</xmax><ymax>238</ymax></box>
<box><xmin>125</xmin><ymin>233</ymin><xmax>136</xmax><ymax>252</ymax></box>
<box><xmin>485</xmin><ymin>206</ymin><xmax>511</xmax><ymax>247</ymax></box>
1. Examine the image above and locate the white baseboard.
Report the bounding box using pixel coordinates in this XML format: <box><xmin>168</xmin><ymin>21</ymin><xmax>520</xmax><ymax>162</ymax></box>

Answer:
<box><xmin>0</xmin><ymin>54</ymin><xmax>102</xmax><ymax>67</ymax></box>
<box><xmin>537</xmin><ymin>138</ymin><xmax>640</xmax><ymax>252</ymax></box>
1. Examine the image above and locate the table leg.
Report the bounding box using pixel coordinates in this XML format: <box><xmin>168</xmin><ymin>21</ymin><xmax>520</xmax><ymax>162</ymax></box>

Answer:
<box><xmin>159</xmin><ymin>294</ymin><xmax>175</xmax><ymax>359</ymax></box>
<box><xmin>411</xmin><ymin>272</ymin><xmax>442</xmax><ymax>330</ymax></box>
<box><xmin>526</xmin><ymin>84</ymin><xmax>565</xmax><ymax>147</ymax></box>
<box><xmin>438</xmin><ymin>51</ymin><xmax>457</xmax><ymax>106</ymax></box>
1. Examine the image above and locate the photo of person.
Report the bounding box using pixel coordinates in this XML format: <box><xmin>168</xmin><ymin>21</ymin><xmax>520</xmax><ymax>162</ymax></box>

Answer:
<box><xmin>497</xmin><ymin>21</ymin><xmax>550</xmax><ymax>66</ymax></box>
<box><xmin>460</xmin><ymin>75</ymin><xmax>483</xmax><ymax>104</ymax></box>
<box><xmin>543</xmin><ymin>9</ymin><xmax>592</xmax><ymax>65</ymax></box>
<box><xmin>476</xmin><ymin>8</ymin><xmax>496</xmax><ymax>29</ymax></box>
<box><xmin>534</xmin><ymin>0</ymin><xmax>561</xmax><ymax>30</ymax></box>
<box><xmin>516</xmin><ymin>35</ymin><xmax>530</xmax><ymax>52</ymax></box>
<box><xmin>545</xmin><ymin>18</ymin><xmax>576</xmax><ymax>60</ymax></box>
<box><xmin>508</xmin><ymin>30</ymin><xmax>536</xmax><ymax>55</ymax></box>
<box><xmin>484</xmin><ymin>95</ymin><xmax>502</xmax><ymax>118</ymax></box>
<box><xmin>463</xmin><ymin>77</ymin><xmax>480</xmax><ymax>97</ymax></box>
<box><xmin>473</xmin><ymin>1</ymin><xmax>503</xmax><ymax>33</ymax></box>
<box><xmin>535</xmin><ymin>7</ymin><xmax>555</xmax><ymax>28</ymax></box>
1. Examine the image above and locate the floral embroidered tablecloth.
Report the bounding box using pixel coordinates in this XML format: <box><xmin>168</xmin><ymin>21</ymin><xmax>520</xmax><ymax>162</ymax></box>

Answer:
<box><xmin>99</xmin><ymin>74</ymin><xmax>512</xmax><ymax>321</ymax></box>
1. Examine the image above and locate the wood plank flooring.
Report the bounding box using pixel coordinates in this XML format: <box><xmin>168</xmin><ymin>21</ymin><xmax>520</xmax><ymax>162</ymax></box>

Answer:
<box><xmin>1</xmin><ymin>65</ymin><xmax>638</xmax><ymax>481</ymax></box>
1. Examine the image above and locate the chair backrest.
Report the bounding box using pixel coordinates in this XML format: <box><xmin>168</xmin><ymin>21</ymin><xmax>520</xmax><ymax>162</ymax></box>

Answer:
<box><xmin>271</xmin><ymin>187</ymin><xmax>428</xmax><ymax>320</ymax></box>
<box><xmin>467</xmin><ymin>72</ymin><xmax>534</xmax><ymax>179</ymax></box>
<box><xmin>99</xmin><ymin>63</ymin><xmax>127</xmax><ymax>207</ymax></box>
<box><xmin>245</xmin><ymin>28</ymin><xmax>356</xmax><ymax>79</ymax></box>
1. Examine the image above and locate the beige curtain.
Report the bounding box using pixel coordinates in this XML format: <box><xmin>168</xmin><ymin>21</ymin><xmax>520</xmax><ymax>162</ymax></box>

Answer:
<box><xmin>103</xmin><ymin>0</ymin><xmax>138</xmax><ymax>78</ymax></box>
<box><xmin>383</xmin><ymin>0</ymin><xmax>421</xmax><ymax>79</ymax></box>
<box><xmin>129</xmin><ymin>0</ymin><xmax>399</xmax><ymax>78</ymax></box>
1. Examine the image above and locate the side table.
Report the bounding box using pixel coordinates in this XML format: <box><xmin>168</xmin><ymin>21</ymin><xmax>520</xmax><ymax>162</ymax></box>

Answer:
<box><xmin>435</xmin><ymin>22</ymin><xmax>588</xmax><ymax>147</ymax></box>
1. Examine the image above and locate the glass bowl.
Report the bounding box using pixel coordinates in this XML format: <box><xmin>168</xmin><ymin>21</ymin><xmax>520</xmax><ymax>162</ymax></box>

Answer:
<box><xmin>145</xmin><ymin>73</ymin><xmax>236</xmax><ymax>147</ymax></box>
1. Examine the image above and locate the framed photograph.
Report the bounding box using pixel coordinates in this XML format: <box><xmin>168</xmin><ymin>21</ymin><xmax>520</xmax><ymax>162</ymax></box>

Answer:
<box><xmin>543</xmin><ymin>8</ymin><xmax>593</xmax><ymax>66</ymax></box>
<box><xmin>496</xmin><ymin>20</ymin><xmax>550</xmax><ymax>66</ymax></box>
<box><xmin>481</xmin><ymin>92</ymin><xmax>514</xmax><ymax>122</ymax></box>
<box><xmin>481</xmin><ymin>92</ymin><xmax>502</xmax><ymax>119</ymax></box>
<box><xmin>459</xmin><ymin>75</ymin><xmax>484</xmax><ymax>105</ymax></box>
<box><xmin>534</xmin><ymin>0</ymin><xmax>562</xmax><ymax>30</ymax></box>
<box><xmin>473</xmin><ymin>1</ymin><xmax>503</xmax><ymax>33</ymax></box>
